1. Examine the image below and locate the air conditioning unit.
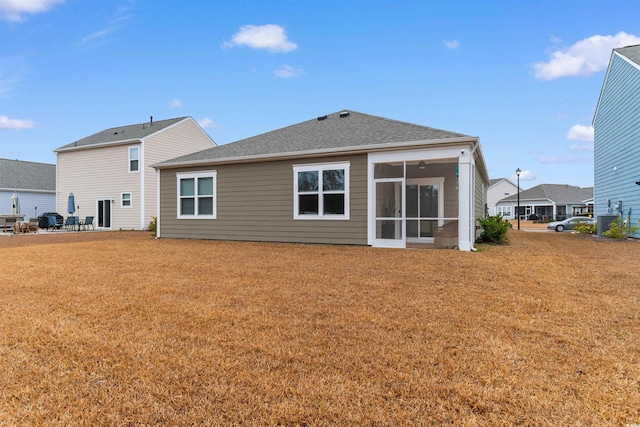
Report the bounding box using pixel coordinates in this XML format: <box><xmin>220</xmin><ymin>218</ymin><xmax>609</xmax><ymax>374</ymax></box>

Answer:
<box><xmin>597</xmin><ymin>214</ymin><xmax>619</xmax><ymax>235</ymax></box>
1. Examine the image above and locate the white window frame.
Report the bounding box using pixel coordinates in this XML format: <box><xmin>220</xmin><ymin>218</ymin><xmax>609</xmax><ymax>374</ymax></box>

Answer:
<box><xmin>176</xmin><ymin>170</ymin><xmax>217</xmax><ymax>219</ymax></box>
<box><xmin>497</xmin><ymin>205</ymin><xmax>512</xmax><ymax>217</ymax></box>
<box><xmin>293</xmin><ymin>161</ymin><xmax>350</xmax><ymax>220</ymax></box>
<box><xmin>129</xmin><ymin>146</ymin><xmax>140</xmax><ymax>173</ymax></box>
<box><xmin>121</xmin><ymin>192</ymin><xmax>132</xmax><ymax>208</ymax></box>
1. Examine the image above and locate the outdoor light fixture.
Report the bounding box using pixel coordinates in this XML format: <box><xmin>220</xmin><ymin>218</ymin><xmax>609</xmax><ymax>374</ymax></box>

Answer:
<box><xmin>418</xmin><ymin>161</ymin><xmax>426</xmax><ymax>169</ymax></box>
<box><xmin>516</xmin><ymin>168</ymin><xmax>521</xmax><ymax>231</ymax></box>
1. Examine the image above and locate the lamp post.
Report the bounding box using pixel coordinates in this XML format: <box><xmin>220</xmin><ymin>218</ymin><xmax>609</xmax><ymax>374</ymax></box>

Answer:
<box><xmin>516</xmin><ymin>168</ymin><xmax>521</xmax><ymax>230</ymax></box>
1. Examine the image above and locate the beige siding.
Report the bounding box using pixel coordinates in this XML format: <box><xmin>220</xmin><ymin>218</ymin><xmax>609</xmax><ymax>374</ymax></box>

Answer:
<box><xmin>159</xmin><ymin>155</ymin><xmax>368</xmax><ymax>245</ymax></box>
<box><xmin>474</xmin><ymin>165</ymin><xmax>488</xmax><ymax>241</ymax></box>
<box><xmin>57</xmin><ymin>144</ymin><xmax>141</xmax><ymax>229</ymax></box>
<box><xmin>143</xmin><ymin>119</ymin><xmax>215</xmax><ymax>228</ymax></box>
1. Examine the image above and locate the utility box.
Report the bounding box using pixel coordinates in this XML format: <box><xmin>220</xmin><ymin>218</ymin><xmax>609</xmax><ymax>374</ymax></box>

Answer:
<box><xmin>597</xmin><ymin>214</ymin><xmax>618</xmax><ymax>235</ymax></box>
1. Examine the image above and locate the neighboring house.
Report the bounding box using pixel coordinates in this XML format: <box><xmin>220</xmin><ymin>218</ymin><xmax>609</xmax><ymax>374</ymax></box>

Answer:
<box><xmin>0</xmin><ymin>158</ymin><xmax>56</xmax><ymax>218</ymax></box>
<box><xmin>495</xmin><ymin>184</ymin><xmax>593</xmax><ymax>221</ymax></box>
<box><xmin>593</xmin><ymin>44</ymin><xmax>640</xmax><ymax>237</ymax></box>
<box><xmin>54</xmin><ymin>117</ymin><xmax>215</xmax><ymax>230</ymax></box>
<box><xmin>153</xmin><ymin>110</ymin><xmax>489</xmax><ymax>251</ymax></box>
<box><xmin>487</xmin><ymin>178</ymin><xmax>519</xmax><ymax>217</ymax></box>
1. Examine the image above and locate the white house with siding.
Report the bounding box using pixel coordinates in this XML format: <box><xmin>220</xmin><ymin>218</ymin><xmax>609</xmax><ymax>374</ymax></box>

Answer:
<box><xmin>487</xmin><ymin>178</ymin><xmax>519</xmax><ymax>217</ymax></box>
<box><xmin>593</xmin><ymin>44</ymin><xmax>640</xmax><ymax>237</ymax></box>
<box><xmin>54</xmin><ymin>117</ymin><xmax>215</xmax><ymax>230</ymax></box>
<box><xmin>0</xmin><ymin>158</ymin><xmax>56</xmax><ymax>218</ymax></box>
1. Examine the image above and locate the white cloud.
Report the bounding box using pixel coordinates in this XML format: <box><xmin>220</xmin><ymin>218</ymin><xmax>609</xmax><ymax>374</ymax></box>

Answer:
<box><xmin>0</xmin><ymin>115</ymin><xmax>35</xmax><ymax>130</ymax></box>
<box><xmin>566</xmin><ymin>124</ymin><xmax>594</xmax><ymax>142</ymax></box>
<box><xmin>512</xmin><ymin>169</ymin><xmax>536</xmax><ymax>181</ymax></box>
<box><xmin>81</xmin><ymin>3</ymin><xmax>132</xmax><ymax>45</ymax></box>
<box><xmin>223</xmin><ymin>24</ymin><xmax>297</xmax><ymax>53</ymax></box>
<box><xmin>197</xmin><ymin>117</ymin><xmax>221</xmax><ymax>129</ymax></box>
<box><xmin>274</xmin><ymin>64</ymin><xmax>302</xmax><ymax>78</ymax></box>
<box><xmin>0</xmin><ymin>0</ymin><xmax>64</xmax><ymax>22</ymax></box>
<box><xmin>169</xmin><ymin>98</ymin><xmax>182</xmax><ymax>108</ymax></box>
<box><xmin>569</xmin><ymin>143</ymin><xmax>594</xmax><ymax>153</ymax></box>
<box><xmin>533</xmin><ymin>32</ymin><xmax>640</xmax><ymax>80</ymax></box>
<box><xmin>537</xmin><ymin>155</ymin><xmax>589</xmax><ymax>164</ymax></box>
<box><xmin>443</xmin><ymin>39</ymin><xmax>460</xmax><ymax>50</ymax></box>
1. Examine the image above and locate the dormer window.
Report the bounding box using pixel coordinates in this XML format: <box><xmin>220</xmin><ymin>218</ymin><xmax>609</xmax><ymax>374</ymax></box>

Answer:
<box><xmin>129</xmin><ymin>147</ymin><xmax>139</xmax><ymax>172</ymax></box>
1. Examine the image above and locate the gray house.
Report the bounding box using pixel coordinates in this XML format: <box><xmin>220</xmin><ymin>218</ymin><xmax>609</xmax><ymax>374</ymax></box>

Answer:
<box><xmin>0</xmin><ymin>158</ymin><xmax>56</xmax><ymax>218</ymax></box>
<box><xmin>495</xmin><ymin>184</ymin><xmax>593</xmax><ymax>221</ymax></box>
<box><xmin>593</xmin><ymin>44</ymin><xmax>640</xmax><ymax>237</ymax></box>
<box><xmin>154</xmin><ymin>110</ymin><xmax>489</xmax><ymax>251</ymax></box>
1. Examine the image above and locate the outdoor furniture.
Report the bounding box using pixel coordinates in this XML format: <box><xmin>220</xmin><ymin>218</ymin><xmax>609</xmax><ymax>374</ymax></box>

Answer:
<box><xmin>80</xmin><ymin>216</ymin><xmax>94</xmax><ymax>230</ymax></box>
<box><xmin>64</xmin><ymin>216</ymin><xmax>79</xmax><ymax>231</ymax></box>
<box><xmin>47</xmin><ymin>215</ymin><xmax>58</xmax><ymax>231</ymax></box>
<box><xmin>13</xmin><ymin>221</ymin><xmax>28</xmax><ymax>233</ymax></box>
<box><xmin>28</xmin><ymin>218</ymin><xmax>39</xmax><ymax>233</ymax></box>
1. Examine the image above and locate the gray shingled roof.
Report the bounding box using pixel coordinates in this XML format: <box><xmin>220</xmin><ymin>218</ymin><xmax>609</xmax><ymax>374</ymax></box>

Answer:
<box><xmin>55</xmin><ymin>117</ymin><xmax>188</xmax><ymax>151</ymax></box>
<box><xmin>156</xmin><ymin>110</ymin><xmax>471</xmax><ymax>166</ymax></box>
<box><xmin>500</xmin><ymin>184</ymin><xmax>593</xmax><ymax>204</ymax></box>
<box><xmin>0</xmin><ymin>158</ymin><xmax>56</xmax><ymax>192</ymax></box>
<box><xmin>616</xmin><ymin>44</ymin><xmax>640</xmax><ymax>66</ymax></box>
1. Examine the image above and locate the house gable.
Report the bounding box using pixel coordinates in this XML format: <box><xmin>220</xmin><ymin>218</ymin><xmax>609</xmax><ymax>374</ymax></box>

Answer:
<box><xmin>593</xmin><ymin>44</ymin><xmax>640</xmax><ymax>237</ymax></box>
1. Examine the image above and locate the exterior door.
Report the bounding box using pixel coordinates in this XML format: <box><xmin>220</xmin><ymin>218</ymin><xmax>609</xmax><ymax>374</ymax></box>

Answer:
<box><xmin>405</xmin><ymin>178</ymin><xmax>444</xmax><ymax>243</ymax></box>
<box><xmin>97</xmin><ymin>199</ymin><xmax>111</xmax><ymax>228</ymax></box>
<box><xmin>372</xmin><ymin>179</ymin><xmax>404</xmax><ymax>248</ymax></box>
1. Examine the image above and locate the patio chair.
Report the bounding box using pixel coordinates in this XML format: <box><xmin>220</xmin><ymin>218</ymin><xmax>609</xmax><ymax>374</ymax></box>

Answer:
<box><xmin>47</xmin><ymin>215</ymin><xmax>57</xmax><ymax>231</ymax></box>
<box><xmin>64</xmin><ymin>216</ymin><xmax>79</xmax><ymax>231</ymax></box>
<box><xmin>28</xmin><ymin>218</ymin><xmax>39</xmax><ymax>233</ymax></box>
<box><xmin>81</xmin><ymin>216</ymin><xmax>94</xmax><ymax>230</ymax></box>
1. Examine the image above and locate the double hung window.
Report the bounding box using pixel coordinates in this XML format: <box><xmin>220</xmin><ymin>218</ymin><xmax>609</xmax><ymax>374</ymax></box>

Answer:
<box><xmin>129</xmin><ymin>147</ymin><xmax>139</xmax><ymax>172</ymax></box>
<box><xmin>121</xmin><ymin>192</ymin><xmax>132</xmax><ymax>208</ymax></box>
<box><xmin>177</xmin><ymin>171</ymin><xmax>216</xmax><ymax>218</ymax></box>
<box><xmin>293</xmin><ymin>162</ymin><xmax>349</xmax><ymax>220</ymax></box>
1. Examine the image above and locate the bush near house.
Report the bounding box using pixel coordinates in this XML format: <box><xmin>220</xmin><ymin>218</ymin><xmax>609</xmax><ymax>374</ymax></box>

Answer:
<box><xmin>477</xmin><ymin>215</ymin><xmax>510</xmax><ymax>244</ymax></box>
<box><xmin>603</xmin><ymin>215</ymin><xmax>640</xmax><ymax>239</ymax></box>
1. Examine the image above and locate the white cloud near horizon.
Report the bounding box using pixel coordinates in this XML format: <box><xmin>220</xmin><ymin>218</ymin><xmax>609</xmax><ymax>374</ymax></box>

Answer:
<box><xmin>223</xmin><ymin>24</ymin><xmax>297</xmax><ymax>53</ymax></box>
<box><xmin>566</xmin><ymin>124</ymin><xmax>594</xmax><ymax>142</ymax></box>
<box><xmin>0</xmin><ymin>0</ymin><xmax>64</xmax><ymax>22</ymax></box>
<box><xmin>169</xmin><ymin>98</ymin><xmax>182</xmax><ymax>108</ymax></box>
<box><xmin>443</xmin><ymin>39</ymin><xmax>460</xmax><ymax>50</ymax></box>
<box><xmin>533</xmin><ymin>31</ymin><xmax>640</xmax><ymax>80</ymax></box>
<box><xmin>0</xmin><ymin>115</ymin><xmax>35</xmax><ymax>130</ymax></box>
<box><xmin>512</xmin><ymin>170</ymin><xmax>536</xmax><ymax>181</ymax></box>
<box><xmin>274</xmin><ymin>64</ymin><xmax>302</xmax><ymax>78</ymax></box>
<box><xmin>81</xmin><ymin>2</ymin><xmax>132</xmax><ymax>45</ymax></box>
<box><xmin>197</xmin><ymin>117</ymin><xmax>221</xmax><ymax>129</ymax></box>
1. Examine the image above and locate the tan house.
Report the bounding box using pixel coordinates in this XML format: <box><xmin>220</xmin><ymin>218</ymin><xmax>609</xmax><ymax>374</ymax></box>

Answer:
<box><xmin>54</xmin><ymin>117</ymin><xmax>215</xmax><ymax>230</ymax></box>
<box><xmin>154</xmin><ymin>110</ymin><xmax>489</xmax><ymax>251</ymax></box>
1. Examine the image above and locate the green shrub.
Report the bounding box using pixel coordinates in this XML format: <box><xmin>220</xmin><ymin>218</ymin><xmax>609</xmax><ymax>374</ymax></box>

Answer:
<box><xmin>603</xmin><ymin>215</ymin><xmax>640</xmax><ymax>239</ymax></box>
<box><xmin>477</xmin><ymin>215</ymin><xmax>510</xmax><ymax>244</ymax></box>
<box><xmin>149</xmin><ymin>216</ymin><xmax>157</xmax><ymax>237</ymax></box>
<box><xmin>574</xmin><ymin>221</ymin><xmax>596</xmax><ymax>234</ymax></box>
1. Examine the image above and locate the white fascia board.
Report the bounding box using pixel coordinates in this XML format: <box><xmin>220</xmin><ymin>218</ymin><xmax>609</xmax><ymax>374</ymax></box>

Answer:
<box><xmin>152</xmin><ymin>137</ymin><xmax>479</xmax><ymax>170</ymax></box>
<box><xmin>54</xmin><ymin>138</ymin><xmax>142</xmax><ymax>153</ymax></box>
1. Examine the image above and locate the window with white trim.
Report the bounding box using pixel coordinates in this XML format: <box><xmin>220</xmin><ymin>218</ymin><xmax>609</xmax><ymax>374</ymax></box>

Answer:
<box><xmin>497</xmin><ymin>205</ymin><xmax>512</xmax><ymax>217</ymax></box>
<box><xmin>293</xmin><ymin>162</ymin><xmax>350</xmax><ymax>220</ymax></box>
<box><xmin>121</xmin><ymin>192</ymin><xmax>132</xmax><ymax>208</ymax></box>
<box><xmin>177</xmin><ymin>171</ymin><xmax>216</xmax><ymax>219</ymax></box>
<box><xmin>129</xmin><ymin>147</ymin><xmax>139</xmax><ymax>172</ymax></box>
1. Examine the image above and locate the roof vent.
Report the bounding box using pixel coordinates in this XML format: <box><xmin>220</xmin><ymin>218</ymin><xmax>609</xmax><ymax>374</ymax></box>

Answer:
<box><xmin>150</xmin><ymin>116</ymin><xmax>153</xmax><ymax>125</ymax></box>
<box><xmin>317</xmin><ymin>115</ymin><xmax>327</xmax><ymax>121</ymax></box>
<box><xmin>113</xmin><ymin>131</ymin><xmax>118</xmax><ymax>135</ymax></box>
<box><xmin>339</xmin><ymin>111</ymin><xmax>350</xmax><ymax>118</ymax></box>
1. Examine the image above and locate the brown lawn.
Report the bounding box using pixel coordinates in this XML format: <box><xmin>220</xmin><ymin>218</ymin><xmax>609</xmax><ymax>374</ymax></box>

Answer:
<box><xmin>1</xmin><ymin>230</ymin><xmax>639</xmax><ymax>425</ymax></box>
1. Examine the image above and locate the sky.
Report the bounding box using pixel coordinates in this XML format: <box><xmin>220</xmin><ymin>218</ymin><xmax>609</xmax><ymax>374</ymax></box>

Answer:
<box><xmin>1</xmin><ymin>0</ymin><xmax>639</xmax><ymax>189</ymax></box>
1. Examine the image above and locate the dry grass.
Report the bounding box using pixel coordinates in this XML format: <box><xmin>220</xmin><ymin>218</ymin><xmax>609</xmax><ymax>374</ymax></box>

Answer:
<box><xmin>1</xmin><ymin>230</ymin><xmax>639</xmax><ymax>425</ymax></box>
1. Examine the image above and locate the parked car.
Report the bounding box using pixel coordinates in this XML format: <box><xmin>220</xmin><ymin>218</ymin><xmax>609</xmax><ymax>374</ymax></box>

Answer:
<box><xmin>547</xmin><ymin>216</ymin><xmax>595</xmax><ymax>232</ymax></box>
<box><xmin>38</xmin><ymin>212</ymin><xmax>64</xmax><ymax>229</ymax></box>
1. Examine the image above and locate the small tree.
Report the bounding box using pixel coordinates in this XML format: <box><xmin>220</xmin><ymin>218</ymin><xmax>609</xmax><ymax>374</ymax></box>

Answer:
<box><xmin>477</xmin><ymin>215</ymin><xmax>510</xmax><ymax>244</ymax></box>
<box><xmin>149</xmin><ymin>216</ymin><xmax>157</xmax><ymax>238</ymax></box>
